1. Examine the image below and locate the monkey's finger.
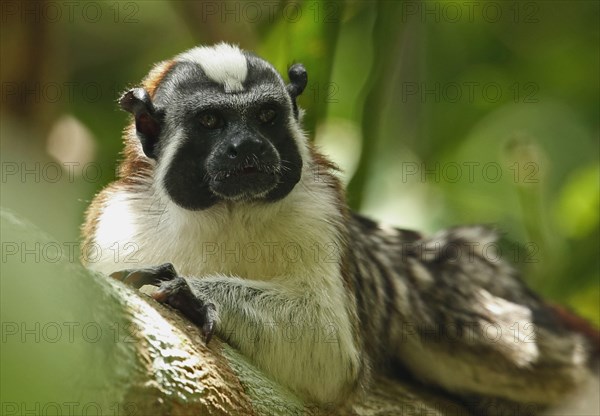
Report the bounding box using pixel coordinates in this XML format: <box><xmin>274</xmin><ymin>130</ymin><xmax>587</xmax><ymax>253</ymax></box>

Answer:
<box><xmin>110</xmin><ymin>269</ymin><xmax>142</xmax><ymax>287</ymax></box>
<box><xmin>151</xmin><ymin>263</ymin><xmax>178</xmax><ymax>282</ymax></box>
<box><xmin>111</xmin><ymin>269</ymin><xmax>155</xmax><ymax>288</ymax></box>
<box><xmin>152</xmin><ymin>276</ymin><xmax>188</xmax><ymax>303</ymax></box>
<box><xmin>201</xmin><ymin>303</ymin><xmax>218</xmax><ymax>344</ymax></box>
<box><xmin>111</xmin><ymin>263</ymin><xmax>178</xmax><ymax>289</ymax></box>
<box><xmin>153</xmin><ymin>277</ymin><xmax>201</xmax><ymax>318</ymax></box>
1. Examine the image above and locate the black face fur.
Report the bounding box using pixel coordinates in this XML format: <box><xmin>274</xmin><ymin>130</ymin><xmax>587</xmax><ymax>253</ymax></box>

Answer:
<box><xmin>120</xmin><ymin>47</ymin><xmax>307</xmax><ymax>210</ymax></box>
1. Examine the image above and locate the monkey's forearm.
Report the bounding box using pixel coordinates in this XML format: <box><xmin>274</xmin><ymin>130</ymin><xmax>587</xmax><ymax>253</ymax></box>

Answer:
<box><xmin>186</xmin><ymin>275</ymin><xmax>362</xmax><ymax>404</ymax></box>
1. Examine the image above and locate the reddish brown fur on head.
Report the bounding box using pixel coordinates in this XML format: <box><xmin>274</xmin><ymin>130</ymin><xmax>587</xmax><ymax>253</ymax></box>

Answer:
<box><xmin>142</xmin><ymin>60</ymin><xmax>178</xmax><ymax>98</ymax></box>
<box><xmin>117</xmin><ymin>60</ymin><xmax>177</xmax><ymax>181</ymax></box>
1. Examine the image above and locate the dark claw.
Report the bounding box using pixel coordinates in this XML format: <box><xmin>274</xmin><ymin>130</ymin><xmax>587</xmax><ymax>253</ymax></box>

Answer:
<box><xmin>201</xmin><ymin>303</ymin><xmax>217</xmax><ymax>343</ymax></box>
<box><xmin>152</xmin><ymin>277</ymin><xmax>217</xmax><ymax>343</ymax></box>
<box><xmin>110</xmin><ymin>263</ymin><xmax>177</xmax><ymax>289</ymax></box>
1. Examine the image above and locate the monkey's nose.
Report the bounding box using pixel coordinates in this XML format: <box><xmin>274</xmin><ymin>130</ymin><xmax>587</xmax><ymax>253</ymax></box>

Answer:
<box><xmin>226</xmin><ymin>137</ymin><xmax>266</xmax><ymax>160</ymax></box>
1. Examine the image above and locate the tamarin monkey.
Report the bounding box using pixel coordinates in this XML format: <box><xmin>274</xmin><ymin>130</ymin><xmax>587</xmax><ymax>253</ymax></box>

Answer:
<box><xmin>82</xmin><ymin>43</ymin><xmax>599</xmax><ymax>414</ymax></box>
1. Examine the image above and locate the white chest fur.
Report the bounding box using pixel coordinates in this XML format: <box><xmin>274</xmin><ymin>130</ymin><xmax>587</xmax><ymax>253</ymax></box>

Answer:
<box><xmin>89</xmin><ymin>174</ymin><xmax>344</xmax><ymax>285</ymax></box>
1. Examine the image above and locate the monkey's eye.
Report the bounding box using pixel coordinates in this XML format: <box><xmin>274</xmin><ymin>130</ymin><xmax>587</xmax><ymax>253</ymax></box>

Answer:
<box><xmin>199</xmin><ymin>112</ymin><xmax>223</xmax><ymax>129</ymax></box>
<box><xmin>258</xmin><ymin>108</ymin><xmax>277</xmax><ymax>124</ymax></box>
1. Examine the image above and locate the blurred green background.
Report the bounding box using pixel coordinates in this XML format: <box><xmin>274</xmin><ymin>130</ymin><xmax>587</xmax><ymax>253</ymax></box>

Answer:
<box><xmin>1</xmin><ymin>0</ymin><xmax>598</xmax><ymax>324</ymax></box>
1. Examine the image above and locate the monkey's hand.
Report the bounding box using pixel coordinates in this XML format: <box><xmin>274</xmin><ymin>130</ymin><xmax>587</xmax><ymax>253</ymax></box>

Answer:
<box><xmin>110</xmin><ymin>263</ymin><xmax>217</xmax><ymax>343</ymax></box>
<box><xmin>152</xmin><ymin>276</ymin><xmax>218</xmax><ymax>343</ymax></box>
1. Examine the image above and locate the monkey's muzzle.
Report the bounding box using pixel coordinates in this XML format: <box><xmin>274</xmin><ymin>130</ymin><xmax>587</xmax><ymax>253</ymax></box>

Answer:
<box><xmin>209</xmin><ymin>162</ymin><xmax>280</xmax><ymax>200</ymax></box>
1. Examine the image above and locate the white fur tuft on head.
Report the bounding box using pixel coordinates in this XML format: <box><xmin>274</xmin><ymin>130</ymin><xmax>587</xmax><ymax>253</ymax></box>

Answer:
<box><xmin>176</xmin><ymin>43</ymin><xmax>248</xmax><ymax>93</ymax></box>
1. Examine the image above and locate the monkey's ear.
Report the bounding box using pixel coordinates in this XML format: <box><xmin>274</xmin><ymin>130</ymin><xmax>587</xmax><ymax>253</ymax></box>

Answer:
<box><xmin>286</xmin><ymin>64</ymin><xmax>307</xmax><ymax>119</ymax></box>
<box><xmin>119</xmin><ymin>88</ymin><xmax>162</xmax><ymax>159</ymax></box>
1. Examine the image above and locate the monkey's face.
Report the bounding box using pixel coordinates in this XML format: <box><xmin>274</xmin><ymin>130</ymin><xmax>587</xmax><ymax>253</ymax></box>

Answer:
<box><xmin>155</xmin><ymin>65</ymin><xmax>303</xmax><ymax>210</ymax></box>
<box><xmin>120</xmin><ymin>44</ymin><xmax>307</xmax><ymax>210</ymax></box>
